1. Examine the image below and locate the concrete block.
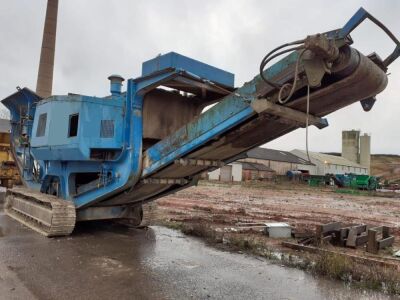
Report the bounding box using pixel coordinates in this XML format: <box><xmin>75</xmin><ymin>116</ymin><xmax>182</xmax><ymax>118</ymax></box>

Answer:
<box><xmin>264</xmin><ymin>223</ymin><xmax>292</xmax><ymax>238</ymax></box>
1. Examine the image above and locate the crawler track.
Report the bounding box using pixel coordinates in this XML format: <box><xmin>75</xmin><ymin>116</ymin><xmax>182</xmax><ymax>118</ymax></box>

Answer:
<box><xmin>5</xmin><ymin>187</ymin><xmax>76</xmax><ymax>237</ymax></box>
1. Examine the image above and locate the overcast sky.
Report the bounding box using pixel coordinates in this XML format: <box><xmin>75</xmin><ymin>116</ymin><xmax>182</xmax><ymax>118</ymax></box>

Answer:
<box><xmin>0</xmin><ymin>0</ymin><xmax>399</xmax><ymax>154</ymax></box>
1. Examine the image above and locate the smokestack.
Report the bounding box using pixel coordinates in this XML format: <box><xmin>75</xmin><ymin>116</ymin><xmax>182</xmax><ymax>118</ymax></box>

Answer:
<box><xmin>359</xmin><ymin>133</ymin><xmax>371</xmax><ymax>174</ymax></box>
<box><xmin>342</xmin><ymin>130</ymin><xmax>360</xmax><ymax>164</ymax></box>
<box><xmin>36</xmin><ymin>0</ymin><xmax>58</xmax><ymax>98</ymax></box>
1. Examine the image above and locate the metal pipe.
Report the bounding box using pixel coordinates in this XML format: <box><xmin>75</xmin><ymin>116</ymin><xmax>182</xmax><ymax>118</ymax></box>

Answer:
<box><xmin>108</xmin><ymin>74</ymin><xmax>124</xmax><ymax>96</ymax></box>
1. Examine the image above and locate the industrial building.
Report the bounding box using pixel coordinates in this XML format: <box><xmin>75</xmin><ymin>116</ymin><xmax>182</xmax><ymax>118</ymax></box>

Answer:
<box><xmin>208</xmin><ymin>163</ymin><xmax>243</xmax><ymax>182</ymax></box>
<box><xmin>207</xmin><ymin>148</ymin><xmax>312</xmax><ymax>181</ymax></box>
<box><xmin>237</xmin><ymin>148</ymin><xmax>314</xmax><ymax>175</ymax></box>
<box><xmin>208</xmin><ymin>130</ymin><xmax>371</xmax><ymax>181</ymax></box>
<box><xmin>291</xmin><ymin>150</ymin><xmax>368</xmax><ymax>175</ymax></box>
<box><xmin>241</xmin><ymin>162</ymin><xmax>276</xmax><ymax>181</ymax></box>
<box><xmin>292</xmin><ymin>130</ymin><xmax>371</xmax><ymax>175</ymax></box>
<box><xmin>208</xmin><ymin>161</ymin><xmax>276</xmax><ymax>182</ymax></box>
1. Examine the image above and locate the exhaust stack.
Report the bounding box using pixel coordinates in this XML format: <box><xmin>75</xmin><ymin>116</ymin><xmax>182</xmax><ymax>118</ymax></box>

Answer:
<box><xmin>108</xmin><ymin>75</ymin><xmax>124</xmax><ymax>96</ymax></box>
<box><xmin>36</xmin><ymin>0</ymin><xmax>58</xmax><ymax>98</ymax></box>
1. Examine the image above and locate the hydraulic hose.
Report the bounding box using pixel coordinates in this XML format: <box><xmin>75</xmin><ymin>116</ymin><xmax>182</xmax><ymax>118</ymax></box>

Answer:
<box><xmin>259</xmin><ymin>39</ymin><xmax>305</xmax><ymax>89</ymax></box>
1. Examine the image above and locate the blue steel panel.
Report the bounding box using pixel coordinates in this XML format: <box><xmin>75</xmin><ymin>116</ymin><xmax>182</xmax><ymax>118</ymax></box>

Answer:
<box><xmin>30</xmin><ymin>95</ymin><xmax>125</xmax><ymax>161</ymax></box>
<box><xmin>2</xmin><ymin>88</ymin><xmax>40</xmax><ymax>136</ymax></box>
<box><xmin>125</xmin><ymin>79</ymin><xmax>143</xmax><ymax>187</ymax></box>
<box><xmin>142</xmin><ymin>52</ymin><xmax>235</xmax><ymax>88</ymax></box>
<box><xmin>339</xmin><ymin>7</ymin><xmax>368</xmax><ymax>38</ymax></box>
<box><xmin>261</xmin><ymin>52</ymin><xmax>299</xmax><ymax>85</ymax></box>
<box><xmin>338</xmin><ymin>7</ymin><xmax>400</xmax><ymax>67</ymax></box>
<box><xmin>73</xmin><ymin>73</ymin><xmax>177</xmax><ymax>208</ymax></box>
<box><xmin>2</xmin><ymin>88</ymin><xmax>41</xmax><ymax>185</ymax></box>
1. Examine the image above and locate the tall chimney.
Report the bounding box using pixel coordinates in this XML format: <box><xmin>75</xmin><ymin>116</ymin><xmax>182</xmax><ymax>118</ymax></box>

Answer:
<box><xmin>36</xmin><ymin>0</ymin><xmax>58</xmax><ymax>98</ymax></box>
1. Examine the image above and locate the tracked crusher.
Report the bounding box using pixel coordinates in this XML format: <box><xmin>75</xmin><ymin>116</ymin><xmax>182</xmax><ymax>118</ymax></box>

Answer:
<box><xmin>2</xmin><ymin>8</ymin><xmax>399</xmax><ymax>236</ymax></box>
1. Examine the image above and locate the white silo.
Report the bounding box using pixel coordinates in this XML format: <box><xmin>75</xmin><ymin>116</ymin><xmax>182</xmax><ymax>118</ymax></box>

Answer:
<box><xmin>359</xmin><ymin>133</ymin><xmax>371</xmax><ymax>174</ymax></box>
<box><xmin>342</xmin><ymin>130</ymin><xmax>360</xmax><ymax>164</ymax></box>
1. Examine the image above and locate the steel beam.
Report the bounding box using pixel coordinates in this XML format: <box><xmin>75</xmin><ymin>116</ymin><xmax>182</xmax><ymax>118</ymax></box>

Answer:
<box><xmin>251</xmin><ymin>98</ymin><xmax>328</xmax><ymax>129</ymax></box>
<box><xmin>174</xmin><ymin>158</ymin><xmax>224</xmax><ymax>167</ymax></box>
<box><xmin>141</xmin><ymin>178</ymin><xmax>188</xmax><ymax>185</ymax></box>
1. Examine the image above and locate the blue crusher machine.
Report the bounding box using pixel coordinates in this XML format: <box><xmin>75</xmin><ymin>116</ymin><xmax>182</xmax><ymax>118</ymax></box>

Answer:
<box><xmin>2</xmin><ymin>8</ymin><xmax>399</xmax><ymax>236</ymax></box>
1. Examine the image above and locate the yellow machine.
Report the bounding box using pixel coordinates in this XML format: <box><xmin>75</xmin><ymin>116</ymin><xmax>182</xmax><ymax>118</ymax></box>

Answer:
<box><xmin>0</xmin><ymin>131</ymin><xmax>19</xmax><ymax>187</ymax></box>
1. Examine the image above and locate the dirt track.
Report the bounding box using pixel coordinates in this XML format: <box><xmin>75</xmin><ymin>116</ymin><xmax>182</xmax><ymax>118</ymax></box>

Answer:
<box><xmin>156</xmin><ymin>182</ymin><xmax>400</xmax><ymax>239</ymax></box>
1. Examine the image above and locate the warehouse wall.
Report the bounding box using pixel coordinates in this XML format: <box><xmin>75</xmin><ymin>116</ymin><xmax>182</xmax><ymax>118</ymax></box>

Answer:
<box><xmin>240</xmin><ymin>158</ymin><xmax>290</xmax><ymax>175</ymax></box>
<box><xmin>208</xmin><ymin>168</ymin><xmax>220</xmax><ymax>180</ymax></box>
<box><xmin>291</xmin><ymin>150</ymin><xmax>367</xmax><ymax>176</ymax></box>
<box><xmin>208</xmin><ymin>163</ymin><xmax>242</xmax><ymax>181</ymax></box>
<box><xmin>231</xmin><ymin>163</ymin><xmax>242</xmax><ymax>181</ymax></box>
<box><xmin>242</xmin><ymin>169</ymin><xmax>275</xmax><ymax>181</ymax></box>
<box><xmin>295</xmin><ymin>164</ymin><xmax>317</xmax><ymax>175</ymax></box>
<box><xmin>240</xmin><ymin>158</ymin><xmax>315</xmax><ymax>175</ymax></box>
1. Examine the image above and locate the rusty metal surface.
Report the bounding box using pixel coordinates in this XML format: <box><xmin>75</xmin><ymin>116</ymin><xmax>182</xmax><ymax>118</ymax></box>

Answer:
<box><xmin>143</xmin><ymin>89</ymin><xmax>203</xmax><ymax>143</ymax></box>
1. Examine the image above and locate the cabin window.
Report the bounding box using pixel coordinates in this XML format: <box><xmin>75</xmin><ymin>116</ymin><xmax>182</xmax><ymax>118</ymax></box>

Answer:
<box><xmin>68</xmin><ymin>114</ymin><xmax>79</xmax><ymax>137</ymax></box>
<box><xmin>100</xmin><ymin>120</ymin><xmax>114</xmax><ymax>138</ymax></box>
<box><xmin>36</xmin><ymin>113</ymin><xmax>47</xmax><ymax>137</ymax></box>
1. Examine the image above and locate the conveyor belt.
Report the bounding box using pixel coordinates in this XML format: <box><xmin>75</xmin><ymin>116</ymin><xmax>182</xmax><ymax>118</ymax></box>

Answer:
<box><xmin>98</xmin><ymin>48</ymin><xmax>388</xmax><ymax>207</ymax></box>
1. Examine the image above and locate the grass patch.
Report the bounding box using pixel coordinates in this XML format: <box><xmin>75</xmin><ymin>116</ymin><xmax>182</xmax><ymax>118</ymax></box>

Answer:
<box><xmin>335</xmin><ymin>189</ymin><xmax>367</xmax><ymax>196</ymax></box>
<box><xmin>159</xmin><ymin>220</ymin><xmax>184</xmax><ymax>231</ymax></box>
<box><xmin>312</xmin><ymin>252</ymin><xmax>400</xmax><ymax>294</ymax></box>
<box><xmin>314</xmin><ymin>252</ymin><xmax>352</xmax><ymax>280</ymax></box>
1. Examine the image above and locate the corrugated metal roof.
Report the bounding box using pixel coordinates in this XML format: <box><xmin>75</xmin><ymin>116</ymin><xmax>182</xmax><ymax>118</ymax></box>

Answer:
<box><xmin>0</xmin><ymin>119</ymin><xmax>10</xmax><ymax>133</ymax></box>
<box><xmin>291</xmin><ymin>149</ymin><xmax>367</xmax><ymax>168</ymax></box>
<box><xmin>242</xmin><ymin>147</ymin><xmax>313</xmax><ymax>165</ymax></box>
<box><xmin>241</xmin><ymin>162</ymin><xmax>275</xmax><ymax>172</ymax></box>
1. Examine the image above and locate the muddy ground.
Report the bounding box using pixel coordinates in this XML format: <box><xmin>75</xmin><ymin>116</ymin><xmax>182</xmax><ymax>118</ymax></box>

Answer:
<box><xmin>2</xmin><ymin>211</ymin><xmax>393</xmax><ymax>300</ymax></box>
<box><xmin>153</xmin><ymin>181</ymin><xmax>400</xmax><ymax>294</ymax></box>
<box><xmin>156</xmin><ymin>182</ymin><xmax>400</xmax><ymax>238</ymax></box>
<box><xmin>1</xmin><ymin>182</ymin><xmax>399</xmax><ymax>298</ymax></box>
